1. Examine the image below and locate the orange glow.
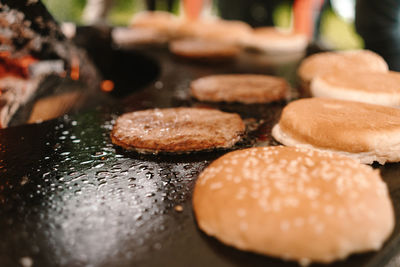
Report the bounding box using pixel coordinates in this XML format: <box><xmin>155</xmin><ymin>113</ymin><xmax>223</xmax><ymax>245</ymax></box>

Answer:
<box><xmin>0</xmin><ymin>51</ymin><xmax>11</xmax><ymax>58</ymax></box>
<box><xmin>0</xmin><ymin>53</ymin><xmax>38</xmax><ymax>79</ymax></box>
<box><xmin>183</xmin><ymin>0</ymin><xmax>208</xmax><ymax>20</ymax></box>
<box><xmin>293</xmin><ymin>0</ymin><xmax>324</xmax><ymax>39</ymax></box>
<box><xmin>101</xmin><ymin>80</ymin><xmax>114</xmax><ymax>92</ymax></box>
<box><xmin>19</xmin><ymin>56</ymin><xmax>37</xmax><ymax>69</ymax></box>
<box><xmin>70</xmin><ymin>55</ymin><xmax>80</xmax><ymax>80</ymax></box>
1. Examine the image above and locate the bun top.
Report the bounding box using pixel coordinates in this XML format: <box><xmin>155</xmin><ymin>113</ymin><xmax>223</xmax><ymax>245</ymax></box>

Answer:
<box><xmin>298</xmin><ymin>50</ymin><xmax>388</xmax><ymax>84</ymax></box>
<box><xmin>278</xmin><ymin>98</ymin><xmax>400</xmax><ymax>152</ymax></box>
<box><xmin>253</xmin><ymin>27</ymin><xmax>305</xmax><ymax>39</ymax></box>
<box><xmin>177</xmin><ymin>18</ymin><xmax>252</xmax><ymax>44</ymax></box>
<box><xmin>193</xmin><ymin>146</ymin><xmax>394</xmax><ymax>264</ymax></box>
<box><xmin>131</xmin><ymin>11</ymin><xmax>181</xmax><ymax>36</ymax></box>
<box><xmin>316</xmin><ymin>71</ymin><xmax>400</xmax><ymax>94</ymax></box>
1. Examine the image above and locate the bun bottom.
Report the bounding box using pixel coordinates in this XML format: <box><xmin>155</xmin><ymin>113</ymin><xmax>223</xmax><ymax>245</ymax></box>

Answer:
<box><xmin>271</xmin><ymin>124</ymin><xmax>400</xmax><ymax>164</ymax></box>
<box><xmin>311</xmin><ymin>77</ymin><xmax>400</xmax><ymax>107</ymax></box>
<box><xmin>243</xmin><ymin>39</ymin><xmax>307</xmax><ymax>54</ymax></box>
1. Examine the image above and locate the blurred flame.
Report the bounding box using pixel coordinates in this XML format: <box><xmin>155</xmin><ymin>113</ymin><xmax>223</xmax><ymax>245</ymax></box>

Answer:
<box><xmin>18</xmin><ymin>56</ymin><xmax>37</xmax><ymax>70</ymax></box>
<box><xmin>0</xmin><ymin>51</ymin><xmax>11</xmax><ymax>58</ymax></box>
<box><xmin>101</xmin><ymin>80</ymin><xmax>114</xmax><ymax>92</ymax></box>
<box><xmin>0</xmin><ymin>52</ymin><xmax>38</xmax><ymax>79</ymax></box>
<box><xmin>70</xmin><ymin>55</ymin><xmax>80</xmax><ymax>80</ymax></box>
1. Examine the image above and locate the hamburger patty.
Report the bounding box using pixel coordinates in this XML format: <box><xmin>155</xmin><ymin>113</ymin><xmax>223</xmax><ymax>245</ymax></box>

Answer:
<box><xmin>111</xmin><ymin>107</ymin><xmax>245</xmax><ymax>153</ymax></box>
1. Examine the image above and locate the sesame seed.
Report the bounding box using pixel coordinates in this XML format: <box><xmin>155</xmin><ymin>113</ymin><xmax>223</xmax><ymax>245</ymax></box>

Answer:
<box><xmin>280</xmin><ymin>220</ymin><xmax>290</xmax><ymax>231</ymax></box>
<box><xmin>294</xmin><ymin>217</ymin><xmax>305</xmax><ymax>227</ymax></box>
<box><xmin>237</xmin><ymin>209</ymin><xmax>247</xmax><ymax>217</ymax></box>
<box><xmin>239</xmin><ymin>222</ymin><xmax>248</xmax><ymax>231</ymax></box>
<box><xmin>209</xmin><ymin>182</ymin><xmax>223</xmax><ymax>190</ymax></box>
<box><xmin>315</xmin><ymin>223</ymin><xmax>325</xmax><ymax>234</ymax></box>
<box><xmin>324</xmin><ymin>205</ymin><xmax>334</xmax><ymax>215</ymax></box>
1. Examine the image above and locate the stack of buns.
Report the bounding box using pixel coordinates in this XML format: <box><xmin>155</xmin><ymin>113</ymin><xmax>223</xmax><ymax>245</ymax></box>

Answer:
<box><xmin>297</xmin><ymin>50</ymin><xmax>389</xmax><ymax>98</ymax></box>
<box><xmin>271</xmin><ymin>49</ymin><xmax>400</xmax><ymax>163</ymax></box>
<box><xmin>272</xmin><ymin>97</ymin><xmax>400</xmax><ymax>164</ymax></box>
<box><xmin>114</xmin><ymin>11</ymin><xmax>308</xmax><ymax>56</ymax></box>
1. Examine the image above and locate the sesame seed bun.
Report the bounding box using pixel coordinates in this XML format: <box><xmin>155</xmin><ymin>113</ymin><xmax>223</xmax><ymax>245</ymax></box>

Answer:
<box><xmin>193</xmin><ymin>146</ymin><xmax>394</xmax><ymax>265</ymax></box>
<box><xmin>111</xmin><ymin>107</ymin><xmax>245</xmax><ymax>153</ymax></box>
<box><xmin>272</xmin><ymin>98</ymin><xmax>400</xmax><ymax>164</ymax></box>
<box><xmin>310</xmin><ymin>71</ymin><xmax>400</xmax><ymax>107</ymax></box>
<box><xmin>169</xmin><ymin>39</ymin><xmax>241</xmax><ymax>61</ymax></box>
<box><xmin>297</xmin><ymin>50</ymin><xmax>388</xmax><ymax>95</ymax></box>
<box><xmin>190</xmin><ymin>74</ymin><xmax>290</xmax><ymax>104</ymax></box>
<box><xmin>242</xmin><ymin>27</ymin><xmax>308</xmax><ymax>54</ymax></box>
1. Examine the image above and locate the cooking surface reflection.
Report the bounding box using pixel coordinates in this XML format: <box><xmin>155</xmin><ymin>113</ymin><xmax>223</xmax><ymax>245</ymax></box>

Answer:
<box><xmin>1</xmin><ymin>47</ymin><xmax>398</xmax><ymax>267</ymax></box>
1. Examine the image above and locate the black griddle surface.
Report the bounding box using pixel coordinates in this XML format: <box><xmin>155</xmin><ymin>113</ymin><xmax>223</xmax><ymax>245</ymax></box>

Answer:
<box><xmin>1</xmin><ymin>47</ymin><xmax>400</xmax><ymax>267</ymax></box>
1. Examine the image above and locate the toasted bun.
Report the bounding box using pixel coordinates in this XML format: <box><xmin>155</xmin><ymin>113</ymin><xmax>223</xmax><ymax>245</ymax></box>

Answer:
<box><xmin>112</xmin><ymin>27</ymin><xmax>168</xmax><ymax>47</ymax></box>
<box><xmin>311</xmin><ymin>71</ymin><xmax>400</xmax><ymax>107</ymax></box>
<box><xmin>111</xmin><ymin>107</ymin><xmax>245</xmax><ymax>153</ymax></box>
<box><xmin>242</xmin><ymin>27</ymin><xmax>308</xmax><ymax>53</ymax></box>
<box><xmin>298</xmin><ymin>50</ymin><xmax>388</xmax><ymax>94</ymax></box>
<box><xmin>169</xmin><ymin>39</ymin><xmax>241</xmax><ymax>61</ymax></box>
<box><xmin>130</xmin><ymin>11</ymin><xmax>181</xmax><ymax>38</ymax></box>
<box><xmin>177</xmin><ymin>18</ymin><xmax>252</xmax><ymax>44</ymax></box>
<box><xmin>193</xmin><ymin>146</ymin><xmax>394</xmax><ymax>264</ymax></box>
<box><xmin>190</xmin><ymin>74</ymin><xmax>290</xmax><ymax>104</ymax></box>
<box><xmin>272</xmin><ymin>98</ymin><xmax>400</xmax><ymax>164</ymax></box>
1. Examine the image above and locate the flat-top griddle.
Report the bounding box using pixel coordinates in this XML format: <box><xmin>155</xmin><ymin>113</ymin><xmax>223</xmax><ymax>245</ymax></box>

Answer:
<box><xmin>1</xmin><ymin>46</ymin><xmax>400</xmax><ymax>267</ymax></box>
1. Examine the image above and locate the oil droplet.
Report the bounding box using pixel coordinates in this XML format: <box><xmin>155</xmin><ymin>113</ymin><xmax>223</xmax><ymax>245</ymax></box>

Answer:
<box><xmin>174</xmin><ymin>205</ymin><xmax>183</xmax><ymax>212</ymax></box>
<box><xmin>145</xmin><ymin>172</ymin><xmax>154</xmax><ymax>179</ymax></box>
<box><xmin>19</xmin><ymin>257</ymin><xmax>33</xmax><ymax>267</ymax></box>
<box><xmin>20</xmin><ymin>176</ymin><xmax>29</xmax><ymax>186</ymax></box>
<box><xmin>80</xmin><ymin>160</ymin><xmax>93</xmax><ymax>165</ymax></box>
<box><xmin>94</xmin><ymin>163</ymin><xmax>105</xmax><ymax>168</ymax></box>
<box><xmin>74</xmin><ymin>189</ymin><xmax>82</xmax><ymax>195</ymax></box>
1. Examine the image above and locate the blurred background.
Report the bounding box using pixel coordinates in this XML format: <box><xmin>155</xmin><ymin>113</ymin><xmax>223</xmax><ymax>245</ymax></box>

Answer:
<box><xmin>42</xmin><ymin>0</ymin><xmax>363</xmax><ymax>50</ymax></box>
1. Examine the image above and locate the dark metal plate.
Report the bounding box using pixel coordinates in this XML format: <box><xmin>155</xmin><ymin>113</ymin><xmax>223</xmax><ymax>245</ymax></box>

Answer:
<box><xmin>1</xmin><ymin>47</ymin><xmax>399</xmax><ymax>267</ymax></box>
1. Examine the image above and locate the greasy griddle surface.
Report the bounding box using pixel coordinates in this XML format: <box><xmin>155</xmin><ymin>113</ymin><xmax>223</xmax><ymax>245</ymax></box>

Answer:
<box><xmin>1</xmin><ymin>47</ymin><xmax>400</xmax><ymax>267</ymax></box>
